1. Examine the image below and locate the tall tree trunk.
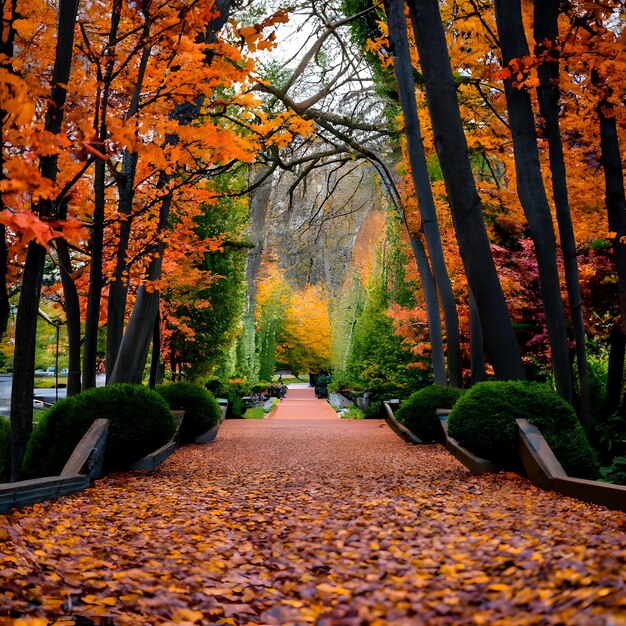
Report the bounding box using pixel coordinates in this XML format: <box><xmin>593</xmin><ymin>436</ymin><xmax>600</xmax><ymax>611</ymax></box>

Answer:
<box><xmin>10</xmin><ymin>243</ymin><xmax>46</xmax><ymax>481</ymax></box>
<box><xmin>240</xmin><ymin>164</ymin><xmax>273</xmax><ymax>380</ymax></box>
<box><xmin>54</xmin><ymin>234</ymin><xmax>82</xmax><ymax>396</ymax></box>
<box><xmin>107</xmin><ymin>194</ymin><xmax>170</xmax><ymax>384</ymax></box>
<box><xmin>407</xmin><ymin>230</ymin><xmax>447</xmax><ymax>385</ymax></box>
<box><xmin>105</xmin><ymin>18</ymin><xmax>152</xmax><ymax>380</ymax></box>
<box><xmin>149</xmin><ymin>311</ymin><xmax>161</xmax><ymax>388</ymax></box>
<box><xmin>371</xmin><ymin>156</ymin><xmax>447</xmax><ymax>385</ymax></box>
<box><xmin>82</xmin><ymin>156</ymin><xmax>106</xmax><ymax>389</ymax></box>
<box><xmin>106</xmin><ymin>150</ymin><xmax>139</xmax><ymax>379</ymax></box>
<box><xmin>468</xmin><ymin>289</ymin><xmax>486</xmax><ymax>383</ymax></box>
<box><xmin>84</xmin><ymin>0</ymin><xmax>122</xmax><ymax>389</ymax></box>
<box><xmin>10</xmin><ymin>0</ymin><xmax>80</xmax><ymax>481</ymax></box>
<box><xmin>606</xmin><ymin>322</ymin><xmax>625</xmax><ymax>415</ymax></box>
<box><xmin>0</xmin><ymin>226</ymin><xmax>9</xmax><ymax>339</ymax></box>
<box><xmin>384</xmin><ymin>0</ymin><xmax>462</xmax><ymax>387</ymax></box>
<box><xmin>246</xmin><ymin>164</ymin><xmax>272</xmax><ymax>316</ymax></box>
<box><xmin>407</xmin><ymin>0</ymin><xmax>524</xmax><ymax>380</ymax></box>
<box><xmin>534</xmin><ymin>0</ymin><xmax>588</xmax><ymax>421</ymax></box>
<box><xmin>358</xmin><ymin>149</ymin><xmax>451</xmax><ymax>385</ymax></box>
<box><xmin>493</xmin><ymin>0</ymin><xmax>572</xmax><ymax>402</ymax></box>
<box><xmin>596</xmin><ymin>87</ymin><xmax>626</xmax><ymax>410</ymax></box>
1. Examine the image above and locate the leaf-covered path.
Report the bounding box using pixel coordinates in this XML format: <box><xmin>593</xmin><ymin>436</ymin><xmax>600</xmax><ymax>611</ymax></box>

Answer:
<box><xmin>1</xmin><ymin>387</ymin><xmax>626</xmax><ymax>625</ymax></box>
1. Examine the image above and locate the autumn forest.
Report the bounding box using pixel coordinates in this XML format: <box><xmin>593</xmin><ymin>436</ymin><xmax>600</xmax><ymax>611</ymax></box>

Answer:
<box><xmin>1</xmin><ymin>0</ymin><xmax>626</xmax><ymax>485</ymax></box>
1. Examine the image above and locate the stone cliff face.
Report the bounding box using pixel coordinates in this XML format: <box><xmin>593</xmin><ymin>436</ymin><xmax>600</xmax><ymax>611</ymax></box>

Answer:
<box><xmin>261</xmin><ymin>161</ymin><xmax>383</xmax><ymax>296</ymax></box>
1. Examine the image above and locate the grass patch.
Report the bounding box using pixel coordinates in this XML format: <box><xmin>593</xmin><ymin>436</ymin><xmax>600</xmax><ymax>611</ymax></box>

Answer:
<box><xmin>34</xmin><ymin>376</ymin><xmax>68</xmax><ymax>388</ymax></box>
<box><xmin>340</xmin><ymin>407</ymin><xmax>365</xmax><ymax>419</ymax></box>
<box><xmin>272</xmin><ymin>375</ymin><xmax>304</xmax><ymax>385</ymax></box>
<box><xmin>244</xmin><ymin>407</ymin><xmax>265</xmax><ymax>419</ymax></box>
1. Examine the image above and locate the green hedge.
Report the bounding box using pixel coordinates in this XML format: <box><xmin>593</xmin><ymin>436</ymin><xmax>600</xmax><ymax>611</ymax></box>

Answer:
<box><xmin>23</xmin><ymin>384</ymin><xmax>175</xmax><ymax>478</ymax></box>
<box><xmin>447</xmin><ymin>381</ymin><xmax>599</xmax><ymax>479</ymax></box>
<box><xmin>205</xmin><ymin>378</ymin><xmax>245</xmax><ymax>418</ymax></box>
<box><xmin>396</xmin><ymin>385</ymin><xmax>465</xmax><ymax>442</ymax></box>
<box><xmin>155</xmin><ymin>382</ymin><xmax>220</xmax><ymax>443</ymax></box>
<box><xmin>0</xmin><ymin>417</ymin><xmax>10</xmax><ymax>483</ymax></box>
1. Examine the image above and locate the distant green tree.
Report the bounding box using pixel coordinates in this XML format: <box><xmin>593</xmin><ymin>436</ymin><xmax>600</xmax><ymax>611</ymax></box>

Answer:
<box><xmin>163</xmin><ymin>178</ymin><xmax>249</xmax><ymax>381</ymax></box>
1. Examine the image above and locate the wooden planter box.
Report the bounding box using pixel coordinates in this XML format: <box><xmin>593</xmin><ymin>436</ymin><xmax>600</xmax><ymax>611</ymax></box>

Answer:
<box><xmin>0</xmin><ymin>419</ymin><xmax>109</xmax><ymax>514</ymax></box>
<box><xmin>383</xmin><ymin>402</ymin><xmax>422</xmax><ymax>444</ymax></box>
<box><xmin>517</xmin><ymin>419</ymin><xmax>626</xmax><ymax>513</ymax></box>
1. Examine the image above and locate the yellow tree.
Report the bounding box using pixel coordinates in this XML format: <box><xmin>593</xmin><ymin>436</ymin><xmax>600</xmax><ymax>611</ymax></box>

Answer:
<box><xmin>278</xmin><ymin>284</ymin><xmax>332</xmax><ymax>377</ymax></box>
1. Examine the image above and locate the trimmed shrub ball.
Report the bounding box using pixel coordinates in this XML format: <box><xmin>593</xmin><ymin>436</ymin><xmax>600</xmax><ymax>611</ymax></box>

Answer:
<box><xmin>396</xmin><ymin>385</ymin><xmax>465</xmax><ymax>442</ymax></box>
<box><xmin>447</xmin><ymin>380</ymin><xmax>599</xmax><ymax>478</ymax></box>
<box><xmin>23</xmin><ymin>384</ymin><xmax>175</xmax><ymax>478</ymax></box>
<box><xmin>155</xmin><ymin>382</ymin><xmax>221</xmax><ymax>443</ymax></box>
<box><xmin>0</xmin><ymin>417</ymin><xmax>10</xmax><ymax>482</ymax></box>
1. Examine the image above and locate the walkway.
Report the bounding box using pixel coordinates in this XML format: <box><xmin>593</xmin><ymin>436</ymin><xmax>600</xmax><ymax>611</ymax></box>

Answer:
<box><xmin>269</xmin><ymin>383</ymin><xmax>338</xmax><ymax>420</ymax></box>
<box><xmin>1</xmin><ymin>390</ymin><xmax>625</xmax><ymax>625</ymax></box>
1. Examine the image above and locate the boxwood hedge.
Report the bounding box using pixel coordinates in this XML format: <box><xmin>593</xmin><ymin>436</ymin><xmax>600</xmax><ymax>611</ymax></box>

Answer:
<box><xmin>23</xmin><ymin>384</ymin><xmax>175</xmax><ymax>478</ymax></box>
<box><xmin>155</xmin><ymin>382</ymin><xmax>220</xmax><ymax>443</ymax></box>
<box><xmin>447</xmin><ymin>380</ymin><xmax>599</xmax><ymax>478</ymax></box>
<box><xmin>396</xmin><ymin>385</ymin><xmax>465</xmax><ymax>442</ymax></box>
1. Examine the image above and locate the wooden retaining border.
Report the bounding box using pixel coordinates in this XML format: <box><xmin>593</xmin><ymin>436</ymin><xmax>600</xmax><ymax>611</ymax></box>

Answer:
<box><xmin>130</xmin><ymin>441</ymin><xmax>180</xmax><ymax>471</ymax></box>
<box><xmin>383</xmin><ymin>403</ymin><xmax>496</xmax><ymax>473</ymax></box>
<box><xmin>217</xmin><ymin>400</ymin><xmax>228</xmax><ymax>423</ymax></box>
<box><xmin>517</xmin><ymin>419</ymin><xmax>626</xmax><ymax>513</ymax></box>
<box><xmin>61</xmin><ymin>418</ymin><xmax>108</xmax><ymax>479</ymax></box>
<box><xmin>0</xmin><ymin>419</ymin><xmax>109</xmax><ymax>514</ymax></box>
<box><xmin>383</xmin><ymin>402</ymin><xmax>422</xmax><ymax>444</ymax></box>
<box><xmin>0</xmin><ymin>475</ymin><xmax>90</xmax><ymax>512</ymax></box>
<box><xmin>437</xmin><ymin>412</ymin><xmax>498</xmax><ymax>474</ymax></box>
<box><xmin>195</xmin><ymin>422</ymin><xmax>220</xmax><ymax>444</ymax></box>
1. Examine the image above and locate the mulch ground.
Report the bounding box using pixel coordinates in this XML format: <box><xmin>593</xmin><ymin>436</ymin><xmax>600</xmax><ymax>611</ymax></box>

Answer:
<box><xmin>1</xmin><ymin>388</ymin><xmax>625</xmax><ymax>625</ymax></box>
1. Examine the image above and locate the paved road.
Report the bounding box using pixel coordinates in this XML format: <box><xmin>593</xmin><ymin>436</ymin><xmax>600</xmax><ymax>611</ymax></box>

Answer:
<box><xmin>0</xmin><ymin>373</ymin><xmax>105</xmax><ymax>417</ymax></box>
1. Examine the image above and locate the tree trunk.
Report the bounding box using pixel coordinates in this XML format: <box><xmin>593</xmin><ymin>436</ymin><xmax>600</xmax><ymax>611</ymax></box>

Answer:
<box><xmin>493</xmin><ymin>0</ymin><xmax>572</xmax><ymax>402</ymax></box>
<box><xmin>407</xmin><ymin>0</ymin><xmax>524</xmax><ymax>380</ymax></box>
<box><xmin>54</xmin><ymin>238</ymin><xmax>82</xmax><ymax>395</ymax></box>
<box><xmin>106</xmin><ymin>150</ymin><xmax>138</xmax><ymax>379</ymax></box>
<box><xmin>367</xmin><ymin>156</ymin><xmax>447</xmax><ymax>385</ymax></box>
<box><xmin>407</xmin><ymin>231</ymin><xmax>446</xmax><ymax>385</ymax></box>
<box><xmin>105</xmin><ymin>16</ymin><xmax>153</xmax><ymax>380</ymax></box>
<box><xmin>82</xmin><ymin>156</ymin><xmax>106</xmax><ymax>389</ymax></box>
<box><xmin>10</xmin><ymin>243</ymin><xmax>46</xmax><ymax>480</ymax></box>
<box><xmin>107</xmin><ymin>193</ymin><xmax>170</xmax><ymax>384</ymax></box>
<box><xmin>468</xmin><ymin>288</ymin><xmax>486</xmax><ymax>383</ymax></box>
<box><xmin>84</xmin><ymin>0</ymin><xmax>121</xmax><ymax>389</ymax></box>
<box><xmin>606</xmin><ymin>322</ymin><xmax>625</xmax><ymax>415</ymax></box>
<box><xmin>384</xmin><ymin>0</ymin><xmax>462</xmax><ymax>387</ymax></box>
<box><xmin>149</xmin><ymin>311</ymin><xmax>161</xmax><ymax>388</ymax></box>
<box><xmin>534</xmin><ymin>0</ymin><xmax>588</xmax><ymax>421</ymax></box>
<box><xmin>10</xmin><ymin>0</ymin><xmax>80</xmax><ymax>481</ymax></box>
<box><xmin>595</xmin><ymin>85</ymin><xmax>626</xmax><ymax>402</ymax></box>
<box><xmin>239</xmin><ymin>164</ymin><xmax>273</xmax><ymax>380</ymax></box>
<box><xmin>0</xmin><ymin>227</ymin><xmax>9</xmax><ymax>339</ymax></box>
<box><xmin>246</xmin><ymin>164</ymin><xmax>272</xmax><ymax>316</ymax></box>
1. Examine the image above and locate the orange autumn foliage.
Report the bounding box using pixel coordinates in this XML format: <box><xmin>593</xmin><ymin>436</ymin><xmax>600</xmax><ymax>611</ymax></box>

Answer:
<box><xmin>373</xmin><ymin>0</ymin><xmax>626</xmax><ymax>371</ymax></box>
